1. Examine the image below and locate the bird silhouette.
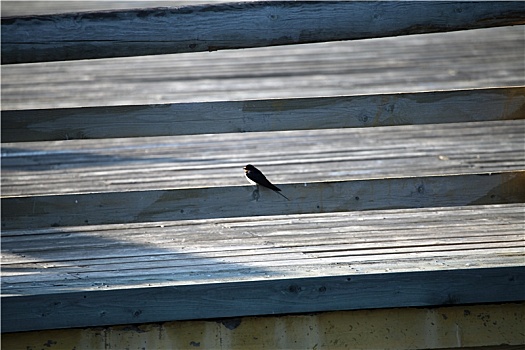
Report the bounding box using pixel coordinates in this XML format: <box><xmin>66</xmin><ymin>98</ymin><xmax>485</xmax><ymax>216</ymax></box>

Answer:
<box><xmin>243</xmin><ymin>164</ymin><xmax>289</xmax><ymax>200</ymax></box>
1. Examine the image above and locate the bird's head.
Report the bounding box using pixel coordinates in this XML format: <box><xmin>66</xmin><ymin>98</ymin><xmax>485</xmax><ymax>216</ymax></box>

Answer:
<box><xmin>243</xmin><ymin>164</ymin><xmax>255</xmax><ymax>173</ymax></box>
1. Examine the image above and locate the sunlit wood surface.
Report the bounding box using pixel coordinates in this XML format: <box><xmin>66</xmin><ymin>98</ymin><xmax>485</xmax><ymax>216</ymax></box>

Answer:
<box><xmin>1</xmin><ymin>2</ymin><xmax>524</xmax><ymax>335</ymax></box>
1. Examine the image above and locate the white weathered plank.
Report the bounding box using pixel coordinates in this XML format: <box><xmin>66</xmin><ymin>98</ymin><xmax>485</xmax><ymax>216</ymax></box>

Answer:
<box><xmin>2</xmin><ymin>26</ymin><xmax>524</xmax><ymax>110</ymax></box>
<box><xmin>2</xmin><ymin>2</ymin><xmax>524</xmax><ymax>64</ymax></box>
<box><xmin>2</xmin><ymin>120</ymin><xmax>523</xmax><ymax>198</ymax></box>
<box><xmin>2</xmin><ymin>87</ymin><xmax>523</xmax><ymax>142</ymax></box>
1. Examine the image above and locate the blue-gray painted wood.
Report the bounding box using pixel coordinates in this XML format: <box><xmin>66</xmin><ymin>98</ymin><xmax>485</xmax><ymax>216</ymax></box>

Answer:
<box><xmin>2</xmin><ymin>266</ymin><xmax>523</xmax><ymax>333</ymax></box>
<box><xmin>2</xmin><ymin>1</ymin><xmax>524</xmax><ymax>63</ymax></box>
<box><xmin>2</xmin><ymin>87</ymin><xmax>524</xmax><ymax>142</ymax></box>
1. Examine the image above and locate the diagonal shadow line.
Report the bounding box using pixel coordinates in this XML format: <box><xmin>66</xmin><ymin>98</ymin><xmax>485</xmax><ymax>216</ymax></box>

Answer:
<box><xmin>1</xmin><ymin>222</ymin><xmax>282</xmax><ymax>295</ymax></box>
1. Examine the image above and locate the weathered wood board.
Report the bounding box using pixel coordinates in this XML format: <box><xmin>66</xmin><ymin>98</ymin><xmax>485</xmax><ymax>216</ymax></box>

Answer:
<box><xmin>1</xmin><ymin>1</ymin><xmax>203</xmax><ymax>17</ymax></box>
<box><xmin>3</xmin><ymin>171</ymin><xmax>524</xmax><ymax>229</ymax></box>
<box><xmin>2</xmin><ymin>26</ymin><xmax>524</xmax><ymax>110</ymax></box>
<box><xmin>2</xmin><ymin>204</ymin><xmax>524</xmax><ymax>332</ymax></box>
<box><xmin>2</xmin><ymin>87</ymin><xmax>524</xmax><ymax>142</ymax></box>
<box><xmin>3</xmin><ymin>204</ymin><xmax>524</xmax><ymax>289</ymax></box>
<box><xmin>1</xmin><ymin>0</ymin><xmax>523</xmax><ymax>343</ymax></box>
<box><xmin>3</xmin><ymin>266</ymin><xmax>523</xmax><ymax>333</ymax></box>
<box><xmin>2</xmin><ymin>120</ymin><xmax>523</xmax><ymax>198</ymax></box>
<box><xmin>2</xmin><ymin>2</ymin><xmax>524</xmax><ymax>64</ymax></box>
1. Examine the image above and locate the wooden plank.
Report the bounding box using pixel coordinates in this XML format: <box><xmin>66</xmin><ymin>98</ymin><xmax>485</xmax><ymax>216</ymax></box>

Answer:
<box><xmin>2</xmin><ymin>266</ymin><xmax>523</xmax><ymax>333</ymax></box>
<box><xmin>3</xmin><ymin>222</ymin><xmax>522</xmax><ymax>278</ymax></box>
<box><xmin>2</xmin><ymin>203</ymin><xmax>523</xmax><ymax>257</ymax></box>
<box><xmin>2</xmin><ymin>87</ymin><xmax>523</xmax><ymax>142</ymax></box>
<box><xmin>4</xmin><ymin>252</ymin><xmax>523</xmax><ymax>299</ymax></box>
<box><xmin>3</xmin><ymin>244</ymin><xmax>522</xmax><ymax>283</ymax></box>
<box><xmin>4</xmin><ymin>250</ymin><xmax>523</xmax><ymax>303</ymax></box>
<box><xmin>3</xmin><ymin>218</ymin><xmax>520</xmax><ymax>262</ymax></box>
<box><xmin>2</xmin><ymin>204</ymin><xmax>523</xmax><ymax>287</ymax></box>
<box><xmin>3</xmin><ymin>203</ymin><xmax>521</xmax><ymax>263</ymax></box>
<box><xmin>1</xmin><ymin>1</ymin><xmax>205</xmax><ymax>17</ymax></box>
<box><xmin>2</xmin><ymin>120</ymin><xmax>524</xmax><ymax>197</ymax></box>
<box><xmin>3</xmin><ymin>303</ymin><xmax>524</xmax><ymax>349</ymax></box>
<box><xmin>2</xmin><ymin>26</ymin><xmax>524</xmax><ymax>110</ymax></box>
<box><xmin>2</xmin><ymin>2</ymin><xmax>524</xmax><ymax>64</ymax></box>
<box><xmin>3</xmin><ymin>204</ymin><xmax>523</xmax><ymax>332</ymax></box>
<box><xmin>2</xmin><ymin>171</ymin><xmax>524</xmax><ymax>229</ymax></box>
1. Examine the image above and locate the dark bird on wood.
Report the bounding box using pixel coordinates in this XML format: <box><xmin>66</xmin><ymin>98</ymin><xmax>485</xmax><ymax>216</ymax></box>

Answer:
<box><xmin>243</xmin><ymin>164</ymin><xmax>289</xmax><ymax>200</ymax></box>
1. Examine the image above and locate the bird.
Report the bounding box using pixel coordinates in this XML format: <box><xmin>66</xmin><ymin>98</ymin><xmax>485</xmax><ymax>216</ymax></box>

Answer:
<box><xmin>243</xmin><ymin>164</ymin><xmax>289</xmax><ymax>200</ymax></box>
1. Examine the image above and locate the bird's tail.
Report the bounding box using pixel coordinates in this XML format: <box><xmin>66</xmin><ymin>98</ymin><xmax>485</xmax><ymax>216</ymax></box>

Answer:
<box><xmin>275</xmin><ymin>190</ymin><xmax>290</xmax><ymax>201</ymax></box>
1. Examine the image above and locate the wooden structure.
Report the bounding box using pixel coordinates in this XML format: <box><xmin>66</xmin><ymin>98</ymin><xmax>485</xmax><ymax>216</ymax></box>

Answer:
<box><xmin>2</xmin><ymin>2</ymin><xmax>524</xmax><ymax>64</ymax></box>
<box><xmin>2</xmin><ymin>1</ymin><xmax>524</xmax><ymax>348</ymax></box>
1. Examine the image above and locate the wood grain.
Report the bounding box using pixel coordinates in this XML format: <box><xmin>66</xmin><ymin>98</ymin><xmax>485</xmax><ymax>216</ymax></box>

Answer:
<box><xmin>2</xmin><ymin>26</ymin><xmax>524</xmax><ymax>110</ymax></box>
<box><xmin>2</xmin><ymin>171</ymin><xmax>524</xmax><ymax>229</ymax></box>
<box><xmin>2</xmin><ymin>2</ymin><xmax>523</xmax><ymax>337</ymax></box>
<box><xmin>2</xmin><ymin>204</ymin><xmax>523</xmax><ymax>332</ymax></box>
<box><xmin>2</xmin><ymin>87</ymin><xmax>523</xmax><ymax>142</ymax></box>
<box><xmin>1</xmin><ymin>1</ymin><xmax>209</xmax><ymax>17</ymax></box>
<box><xmin>2</xmin><ymin>1</ymin><xmax>524</xmax><ymax>64</ymax></box>
<box><xmin>2</xmin><ymin>120</ymin><xmax>524</xmax><ymax>198</ymax></box>
<box><xmin>3</xmin><ymin>204</ymin><xmax>523</xmax><ymax>283</ymax></box>
<box><xmin>3</xmin><ymin>267</ymin><xmax>523</xmax><ymax>333</ymax></box>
